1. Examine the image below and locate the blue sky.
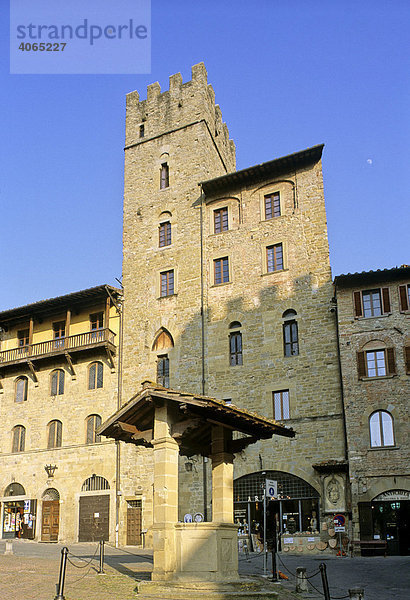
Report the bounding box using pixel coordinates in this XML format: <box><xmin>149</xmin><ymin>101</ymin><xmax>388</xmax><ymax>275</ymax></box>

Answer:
<box><xmin>1</xmin><ymin>0</ymin><xmax>409</xmax><ymax>310</ymax></box>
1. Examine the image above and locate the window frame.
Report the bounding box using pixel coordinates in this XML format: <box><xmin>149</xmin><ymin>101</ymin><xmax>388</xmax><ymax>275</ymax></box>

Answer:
<box><xmin>12</xmin><ymin>425</ymin><xmax>26</xmax><ymax>453</ymax></box>
<box><xmin>283</xmin><ymin>319</ymin><xmax>299</xmax><ymax>357</ymax></box>
<box><xmin>17</xmin><ymin>329</ymin><xmax>29</xmax><ymax>355</ymax></box>
<box><xmin>50</xmin><ymin>369</ymin><xmax>65</xmax><ymax>396</ymax></box>
<box><xmin>213</xmin><ymin>256</ymin><xmax>230</xmax><ymax>285</ymax></box>
<box><xmin>213</xmin><ymin>207</ymin><xmax>229</xmax><ymax>234</ymax></box>
<box><xmin>369</xmin><ymin>410</ymin><xmax>395</xmax><ymax>448</ymax></box>
<box><xmin>52</xmin><ymin>320</ymin><xmax>66</xmax><ymax>349</ymax></box>
<box><xmin>357</xmin><ymin>346</ymin><xmax>396</xmax><ymax>379</ymax></box>
<box><xmin>160</xmin><ymin>269</ymin><xmax>175</xmax><ymax>297</ymax></box>
<box><xmin>266</xmin><ymin>243</ymin><xmax>284</xmax><ymax>273</ymax></box>
<box><xmin>273</xmin><ymin>390</ymin><xmax>290</xmax><ymax>421</ymax></box>
<box><xmin>15</xmin><ymin>376</ymin><xmax>28</xmax><ymax>403</ymax></box>
<box><xmin>160</xmin><ymin>162</ymin><xmax>169</xmax><ymax>189</ymax></box>
<box><xmin>399</xmin><ymin>284</ymin><xmax>410</xmax><ymax>312</ymax></box>
<box><xmin>159</xmin><ymin>221</ymin><xmax>172</xmax><ymax>247</ymax></box>
<box><xmin>88</xmin><ymin>361</ymin><xmax>104</xmax><ymax>390</ymax></box>
<box><xmin>229</xmin><ymin>330</ymin><xmax>243</xmax><ymax>366</ymax></box>
<box><xmin>86</xmin><ymin>414</ymin><xmax>102</xmax><ymax>444</ymax></box>
<box><xmin>353</xmin><ymin>288</ymin><xmax>391</xmax><ymax>318</ymax></box>
<box><xmin>157</xmin><ymin>354</ymin><xmax>170</xmax><ymax>388</ymax></box>
<box><xmin>264</xmin><ymin>192</ymin><xmax>281</xmax><ymax>220</ymax></box>
<box><xmin>47</xmin><ymin>420</ymin><xmax>62</xmax><ymax>449</ymax></box>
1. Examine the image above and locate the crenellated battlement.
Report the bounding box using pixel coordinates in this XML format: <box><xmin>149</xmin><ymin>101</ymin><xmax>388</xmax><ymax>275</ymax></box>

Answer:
<box><xmin>125</xmin><ymin>62</ymin><xmax>236</xmax><ymax>172</ymax></box>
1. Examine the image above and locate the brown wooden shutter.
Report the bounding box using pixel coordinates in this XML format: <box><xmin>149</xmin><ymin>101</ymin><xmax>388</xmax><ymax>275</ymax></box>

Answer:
<box><xmin>399</xmin><ymin>285</ymin><xmax>409</xmax><ymax>311</ymax></box>
<box><xmin>357</xmin><ymin>351</ymin><xmax>366</xmax><ymax>378</ymax></box>
<box><xmin>386</xmin><ymin>348</ymin><xmax>396</xmax><ymax>375</ymax></box>
<box><xmin>354</xmin><ymin>291</ymin><xmax>363</xmax><ymax>317</ymax></box>
<box><xmin>405</xmin><ymin>346</ymin><xmax>410</xmax><ymax>374</ymax></box>
<box><xmin>381</xmin><ymin>287</ymin><xmax>391</xmax><ymax>313</ymax></box>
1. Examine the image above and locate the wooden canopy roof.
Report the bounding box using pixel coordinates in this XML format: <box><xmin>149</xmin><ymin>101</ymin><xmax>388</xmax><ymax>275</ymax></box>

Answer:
<box><xmin>98</xmin><ymin>382</ymin><xmax>295</xmax><ymax>458</ymax></box>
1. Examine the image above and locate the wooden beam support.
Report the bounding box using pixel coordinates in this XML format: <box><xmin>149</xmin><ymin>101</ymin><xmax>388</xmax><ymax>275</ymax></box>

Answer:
<box><xmin>171</xmin><ymin>418</ymin><xmax>203</xmax><ymax>439</ymax></box>
<box><xmin>27</xmin><ymin>360</ymin><xmax>38</xmax><ymax>384</ymax></box>
<box><xmin>105</xmin><ymin>347</ymin><xmax>115</xmax><ymax>371</ymax></box>
<box><xmin>228</xmin><ymin>436</ymin><xmax>258</xmax><ymax>454</ymax></box>
<box><xmin>64</xmin><ymin>352</ymin><xmax>76</xmax><ymax>378</ymax></box>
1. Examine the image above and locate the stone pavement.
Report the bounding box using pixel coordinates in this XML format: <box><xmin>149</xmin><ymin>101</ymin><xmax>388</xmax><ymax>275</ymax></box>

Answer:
<box><xmin>0</xmin><ymin>540</ymin><xmax>409</xmax><ymax>600</ymax></box>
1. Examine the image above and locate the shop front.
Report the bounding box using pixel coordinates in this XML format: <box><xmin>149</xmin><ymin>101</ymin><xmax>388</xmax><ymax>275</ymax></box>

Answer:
<box><xmin>234</xmin><ymin>471</ymin><xmax>320</xmax><ymax>552</ymax></box>
<box><xmin>359</xmin><ymin>489</ymin><xmax>410</xmax><ymax>556</ymax></box>
<box><xmin>1</xmin><ymin>483</ymin><xmax>37</xmax><ymax>540</ymax></box>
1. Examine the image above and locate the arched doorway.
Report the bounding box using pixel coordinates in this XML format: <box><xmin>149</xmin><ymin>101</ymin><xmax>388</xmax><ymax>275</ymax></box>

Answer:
<box><xmin>41</xmin><ymin>488</ymin><xmax>60</xmax><ymax>542</ymax></box>
<box><xmin>234</xmin><ymin>471</ymin><xmax>320</xmax><ymax>549</ymax></box>
<box><xmin>359</xmin><ymin>489</ymin><xmax>410</xmax><ymax>555</ymax></box>
<box><xmin>78</xmin><ymin>475</ymin><xmax>110</xmax><ymax>542</ymax></box>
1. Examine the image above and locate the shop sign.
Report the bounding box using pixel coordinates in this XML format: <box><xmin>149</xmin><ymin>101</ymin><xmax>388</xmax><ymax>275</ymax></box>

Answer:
<box><xmin>373</xmin><ymin>490</ymin><xmax>410</xmax><ymax>501</ymax></box>
<box><xmin>265</xmin><ymin>479</ymin><xmax>277</xmax><ymax>498</ymax></box>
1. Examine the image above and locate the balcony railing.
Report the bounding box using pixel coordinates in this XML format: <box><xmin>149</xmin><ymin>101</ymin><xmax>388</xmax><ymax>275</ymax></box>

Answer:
<box><xmin>0</xmin><ymin>328</ymin><xmax>116</xmax><ymax>365</ymax></box>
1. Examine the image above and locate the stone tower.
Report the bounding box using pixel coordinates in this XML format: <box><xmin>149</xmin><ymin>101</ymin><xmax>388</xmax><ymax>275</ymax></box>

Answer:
<box><xmin>122</xmin><ymin>63</ymin><xmax>236</xmax><ymax>399</ymax></box>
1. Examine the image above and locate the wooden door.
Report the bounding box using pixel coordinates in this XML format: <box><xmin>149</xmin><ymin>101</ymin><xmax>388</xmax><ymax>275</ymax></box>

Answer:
<box><xmin>41</xmin><ymin>500</ymin><xmax>59</xmax><ymax>542</ymax></box>
<box><xmin>127</xmin><ymin>501</ymin><xmax>142</xmax><ymax>545</ymax></box>
<box><xmin>79</xmin><ymin>495</ymin><xmax>109</xmax><ymax>542</ymax></box>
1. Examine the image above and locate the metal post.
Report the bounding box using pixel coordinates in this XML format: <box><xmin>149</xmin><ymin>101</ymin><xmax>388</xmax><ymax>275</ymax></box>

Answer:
<box><xmin>98</xmin><ymin>540</ymin><xmax>105</xmax><ymax>574</ymax></box>
<box><xmin>263</xmin><ymin>488</ymin><xmax>267</xmax><ymax>575</ymax></box>
<box><xmin>349</xmin><ymin>589</ymin><xmax>365</xmax><ymax>600</ymax></box>
<box><xmin>54</xmin><ymin>546</ymin><xmax>68</xmax><ymax>600</ymax></box>
<box><xmin>319</xmin><ymin>562</ymin><xmax>331</xmax><ymax>600</ymax></box>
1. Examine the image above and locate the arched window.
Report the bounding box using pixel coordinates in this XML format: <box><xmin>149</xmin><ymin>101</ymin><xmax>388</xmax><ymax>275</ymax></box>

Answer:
<box><xmin>283</xmin><ymin>310</ymin><xmax>299</xmax><ymax>356</ymax></box>
<box><xmin>229</xmin><ymin>322</ymin><xmax>243</xmax><ymax>366</ymax></box>
<box><xmin>42</xmin><ymin>488</ymin><xmax>60</xmax><ymax>501</ymax></box>
<box><xmin>50</xmin><ymin>369</ymin><xmax>65</xmax><ymax>396</ymax></box>
<box><xmin>86</xmin><ymin>414</ymin><xmax>102</xmax><ymax>444</ymax></box>
<box><xmin>12</xmin><ymin>425</ymin><xmax>26</xmax><ymax>453</ymax></box>
<box><xmin>88</xmin><ymin>362</ymin><xmax>103</xmax><ymax>390</ymax></box>
<box><xmin>369</xmin><ymin>411</ymin><xmax>395</xmax><ymax>447</ymax></box>
<box><xmin>48</xmin><ymin>420</ymin><xmax>62</xmax><ymax>449</ymax></box>
<box><xmin>15</xmin><ymin>376</ymin><xmax>28</xmax><ymax>403</ymax></box>
<box><xmin>152</xmin><ymin>328</ymin><xmax>174</xmax><ymax>351</ymax></box>
<box><xmin>81</xmin><ymin>475</ymin><xmax>110</xmax><ymax>492</ymax></box>
<box><xmin>4</xmin><ymin>482</ymin><xmax>26</xmax><ymax>497</ymax></box>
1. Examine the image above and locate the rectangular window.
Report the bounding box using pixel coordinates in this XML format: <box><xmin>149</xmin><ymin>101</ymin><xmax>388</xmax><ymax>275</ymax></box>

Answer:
<box><xmin>17</xmin><ymin>329</ymin><xmax>29</xmax><ymax>355</ymax></box>
<box><xmin>157</xmin><ymin>355</ymin><xmax>169</xmax><ymax>387</ymax></box>
<box><xmin>139</xmin><ymin>123</ymin><xmax>145</xmax><ymax>138</ymax></box>
<box><xmin>283</xmin><ymin>321</ymin><xmax>299</xmax><ymax>356</ymax></box>
<box><xmin>160</xmin><ymin>270</ymin><xmax>174</xmax><ymax>297</ymax></box>
<box><xmin>273</xmin><ymin>390</ymin><xmax>290</xmax><ymax>420</ymax></box>
<box><xmin>264</xmin><ymin>193</ymin><xmax>280</xmax><ymax>219</ymax></box>
<box><xmin>90</xmin><ymin>312</ymin><xmax>104</xmax><ymax>341</ymax></box>
<box><xmin>399</xmin><ymin>284</ymin><xmax>410</xmax><ymax>312</ymax></box>
<box><xmin>214</xmin><ymin>207</ymin><xmax>228</xmax><ymax>233</ymax></box>
<box><xmin>160</xmin><ymin>162</ymin><xmax>169</xmax><ymax>189</ymax></box>
<box><xmin>214</xmin><ymin>257</ymin><xmax>230</xmax><ymax>285</ymax></box>
<box><xmin>354</xmin><ymin>288</ymin><xmax>391</xmax><ymax>318</ymax></box>
<box><xmin>366</xmin><ymin>350</ymin><xmax>387</xmax><ymax>377</ymax></box>
<box><xmin>267</xmin><ymin>243</ymin><xmax>283</xmax><ymax>272</ymax></box>
<box><xmin>229</xmin><ymin>332</ymin><xmax>243</xmax><ymax>366</ymax></box>
<box><xmin>53</xmin><ymin>321</ymin><xmax>65</xmax><ymax>349</ymax></box>
<box><xmin>159</xmin><ymin>221</ymin><xmax>172</xmax><ymax>247</ymax></box>
<box><xmin>357</xmin><ymin>348</ymin><xmax>396</xmax><ymax>378</ymax></box>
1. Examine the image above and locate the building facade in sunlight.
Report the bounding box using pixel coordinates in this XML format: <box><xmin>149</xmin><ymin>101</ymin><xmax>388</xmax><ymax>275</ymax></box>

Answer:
<box><xmin>121</xmin><ymin>63</ymin><xmax>347</xmax><ymax>554</ymax></box>
<box><xmin>335</xmin><ymin>266</ymin><xmax>410</xmax><ymax>556</ymax></box>
<box><xmin>0</xmin><ymin>285</ymin><xmax>148</xmax><ymax>545</ymax></box>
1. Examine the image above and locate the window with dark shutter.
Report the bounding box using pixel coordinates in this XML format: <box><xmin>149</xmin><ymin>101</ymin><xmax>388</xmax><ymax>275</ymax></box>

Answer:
<box><xmin>157</xmin><ymin>355</ymin><xmax>169</xmax><ymax>387</ymax></box>
<box><xmin>386</xmin><ymin>348</ymin><xmax>396</xmax><ymax>375</ymax></box>
<box><xmin>357</xmin><ymin>351</ymin><xmax>366</xmax><ymax>378</ymax></box>
<box><xmin>405</xmin><ymin>346</ymin><xmax>410</xmax><ymax>374</ymax></box>
<box><xmin>353</xmin><ymin>291</ymin><xmax>363</xmax><ymax>317</ymax></box>
<box><xmin>381</xmin><ymin>287</ymin><xmax>391</xmax><ymax>313</ymax></box>
<box><xmin>399</xmin><ymin>285</ymin><xmax>410</xmax><ymax>312</ymax></box>
<box><xmin>229</xmin><ymin>331</ymin><xmax>243</xmax><ymax>366</ymax></box>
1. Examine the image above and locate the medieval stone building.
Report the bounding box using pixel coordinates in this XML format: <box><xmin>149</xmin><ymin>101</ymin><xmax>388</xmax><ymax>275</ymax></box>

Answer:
<box><xmin>121</xmin><ymin>63</ymin><xmax>347</xmax><ymax>552</ymax></box>
<box><xmin>335</xmin><ymin>266</ymin><xmax>410</xmax><ymax>555</ymax></box>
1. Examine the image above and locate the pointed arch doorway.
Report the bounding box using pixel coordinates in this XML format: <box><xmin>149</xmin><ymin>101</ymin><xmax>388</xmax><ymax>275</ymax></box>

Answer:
<box><xmin>41</xmin><ymin>488</ymin><xmax>60</xmax><ymax>542</ymax></box>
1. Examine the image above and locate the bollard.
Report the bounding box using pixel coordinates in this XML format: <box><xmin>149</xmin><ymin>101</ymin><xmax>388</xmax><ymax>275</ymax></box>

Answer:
<box><xmin>5</xmin><ymin>541</ymin><xmax>13</xmax><ymax>555</ymax></box>
<box><xmin>98</xmin><ymin>540</ymin><xmax>105</xmax><ymax>574</ymax></box>
<box><xmin>295</xmin><ymin>567</ymin><xmax>308</xmax><ymax>592</ymax></box>
<box><xmin>54</xmin><ymin>546</ymin><xmax>68</xmax><ymax>600</ymax></box>
<box><xmin>349</xmin><ymin>588</ymin><xmax>365</xmax><ymax>599</ymax></box>
<box><xmin>319</xmin><ymin>562</ymin><xmax>331</xmax><ymax>600</ymax></box>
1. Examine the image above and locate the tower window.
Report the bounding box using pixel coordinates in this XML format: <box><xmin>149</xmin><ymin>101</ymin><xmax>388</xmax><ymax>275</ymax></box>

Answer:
<box><xmin>139</xmin><ymin>124</ymin><xmax>145</xmax><ymax>138</ymax></box>
<box><xmin>229</xmin><ymin>331</ymin><xmax>243</xmax><ymax>366</ymax></box>
<box><xmin>264</xmin><ymin>193</ymin><xmax>281</xmax><ymax>219</ymax></box>
<box><xmin>214</xmin><ymin>257</ymin><xmax>230</xmax><ymax>285</ymax></box>
<box><xmin>160</xmin><ymin>163</ymin><xmax>169</xmax><ymax>189</ymax></box>
<box><xmin>273</xmin><ymin>390</ymin><xmax>290</xmax><ymax>420</ymax></box>
<box><xmin>12</xmin><ymin>425</ymin><xmax>26</xmax><ymax>453</ymax></box>
<box><xmin>48</xmin><ymin>420</ymin><xmax>62</xmax><ymax>449</ymax></box>
<box><xmin>214</xmin><ymin>207</ymin><xmax>228</xmax><ymax>233</ymax></box>
<box><xmin>267</xmin><ymin>244</ymin><xmax>283</xmax><ymax>272</ymax></box>
<box><xmin>89</xmin><ymin>362</ymin><xmax>104</xmax><ymax>389</ymax></box>
<box><xmin>51</xmin><ymin>369</ymin><xmax>65</xmax><ymax>396</ymax></box>
<box><xmin>157</xmin><ymin>355</ymin><xmax>169</xmax><ymax>387</ymax></box>
<box><xmin>86</xmin><ymin>414</ymin><xmax>102</xmax><ymax>444</ymax></box>
<box><xmin>15</xmin><ymin>377</ymin><xmax>28</xmax><ymax>403</ymax></box>
<box><xmin>160</xmin><ymin>270</ymin><xmax>174</xmax><ymax>296</ymax></box>
<box><xmin>369</xmin><ymin>411</ymin><xmax>394</xmax><ymax>447</ymax></box>
<box><xmin>159</xmin><ymin>221</ymin><xmax>172</xmax><ymax>247</ymax></box>
<box><xmin>17</xmin><ymin>329</ymin><xmax>29</xmax><ymax>354</ymax></box>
